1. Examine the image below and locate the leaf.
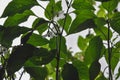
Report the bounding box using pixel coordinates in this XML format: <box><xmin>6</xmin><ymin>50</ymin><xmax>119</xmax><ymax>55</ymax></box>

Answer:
<box><xmin>69</xmin><ymin>10</ymin><xmax>96</xmax><ymax>34</ymax></box>
<box><xmin>6</xmin><ymin>44</ymin><xmax>36</xmax><ymax>76</ymax></box>
<box><xmin>27</xmin><ymin>33</ymin><xmax>49</xmax><ymax>46</ymax></box>
<box><xmin>84</xmin><ymin>36</ymin><xmax>103</xmax><ymax>65</ymax></box>
<box><xmin>72</xmin><ymin>0</ymin><xmax>95</xmax><ymax>10</ymax></box>
<box><xmin>29</xmin><ymin>49</ymin><xmax>56</xmax><ymax>65</ymax></box>
<box><xmin>0</xmin><ymin>27</ymin><xmax>31</xmax><ymax>48</ymax></box>
<box><xmin>0</xmin><ymin>68</ymin><xmax>5</xmax><ymax>80</ymax></box>
<box><xmin>45</xmin><ymin>0</ymin><xmax>62</xmax><ymax>19</ymax></box>
<box><xmin>62</xmin><ymin>63</ymin><xmax>79</xmax><ymax>80</ymax></box>
<box><xmin>95</xmin><ymin>0</ymin><xmax>111</xmax><ymax>2</ymax></box>
<box><xmin>110</xmin><ymin>12</ymin><xmax>120</xmax><ymax>35</ymax></box>
<box><xmin>32</xmin><ymin>18</ymin><xmax>48</xmax><ymax>29</ymax></box>
<box><xmin>73</xmin><ymin>60</ymin><xmax>89</xmax><ymax>80</ymax></box>
<box><xmin>21</xmin><ymin>31</ymin><xmax>33</xmax><ymax>44</ymax></box>
<box><xmin>77</xmin><ymin>36</ymin><xmax>87</xmax><ymax>51</ymax></box>
<box><xmin>58</xmin><ymin>14</ymin><xmax>72</xmax><ymax>33</ymax></box>
<box><xmin>36</xmin><ymin>23</ymin><xmax>48</xmax><ymax>34</ymax></box>
<box><xmin>102</xmin><ymin>0</ymin><xmax>118</xmax><ymax>12</ymax></box>
<box><xmin>4</xmin><ymin>10</ymin><xmax>33</xmax><ymax>27</ymax></box>
<box><xmin>25</xmin><ymin>66</ymin><xmax>48</xmax><ymax>80</ymax></box>
<box><xmin>49</xmin><ymin>36</ymin><xmax>67</xmax><ymax>54</ymax></box>
<box><xmin>2</xmin><ymin>0</ymin><xmax>38</xmax><ymax>17</ymax></box>
<box><xmin>89</xmin><ymin>60</ymin><xmax>101</xmax><ymax>80</ymax></box>
<box><xmin>96</xmin><ymin>73</ymin><xmax>107</xmax><ymax>80</ymax></box>
<box><xmin>94</xmin><ymin>26</ymin><xmax>112</xmax><ymax>40</ymax></box>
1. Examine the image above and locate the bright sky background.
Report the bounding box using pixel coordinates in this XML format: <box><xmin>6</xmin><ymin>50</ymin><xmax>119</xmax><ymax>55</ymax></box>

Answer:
<box><xmin>0</xmin><ymin>0</ymin><xmax>120</xmax><ymax>80</ymax></box>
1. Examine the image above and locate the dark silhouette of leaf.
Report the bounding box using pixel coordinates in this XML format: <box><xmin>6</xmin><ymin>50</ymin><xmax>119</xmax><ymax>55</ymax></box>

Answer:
<box><xmin>2</xmin><ymin>0</ymin><xmax>38</xmax><ymax>17</ymax></box>
<box><xmin>89</xmin><ymin>60</ymin><xmax>101</xmax><ymax>80</ymax></box>
<box><xmin>95</xmin><ymin>0</ymin><xmax>111</xmax><ymax>2</ymax></box>
<box><xmin>0</xmin><ymin>67</ymin><xmax>5</xmax><ymax>80</ymax></box>
<box><xmin>62</xmin><ymin>63</ymin><xmax>79</xmax><ymax>80</ymax></box>
<box><xmin>6</xmin><ymin>44</ymin><xmax>36</xmax><ymax>76</ymax></box>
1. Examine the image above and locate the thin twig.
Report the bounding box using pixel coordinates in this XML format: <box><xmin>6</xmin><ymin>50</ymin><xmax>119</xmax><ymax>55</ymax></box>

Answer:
<box><xmin>19</xmin><ymin>70</ymin><xmax>25</xmax><ymax>80</ymax></box>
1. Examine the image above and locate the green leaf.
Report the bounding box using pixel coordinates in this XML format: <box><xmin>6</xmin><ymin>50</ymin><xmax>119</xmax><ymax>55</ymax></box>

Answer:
<box><xmin>0</xmin><ymin>27</ymin><xmax>31</xmax><ymax>48</ymax></box>
<box><xmin>73</xmin><ymin>60</ymin><xmax>89</xmax><ymax>80</ymax></box>
<box><xmin>102</xmin><ymin>0</ymin><xmax>118</xmax><ymax>12</ymax></box>
<box><xmin>89</xmin><ymin>60</ymin><xmax>101</xmax><ymax>80</ymax></box>
<box><xmin>49</xmin><ymin>36</ymin><xmax>67</xmax><ymax>54</ymax></box>
<box><xmin>110</xmin><ymin>12</ymin><xmax>120</xmax><ymax>35</ymax></box>
<box><xmin>29</xmin><ymin>49</ymin><xmax>56</xmax><ymax>65</ymax></box>
<box><xmin>25</xmin><ymin>66</ymin><xmax>48</xmax><ymax>80</ymax></box>
<box><xmin>94</xmin><ymin>26</ymin><xmax>112</xmax><ymax>40</ymax></box>
<box><xmin>45</xmin><ymin>0</ymin><xmax>62</xmax><ymax>19</ymax></box>
<box><xmin>95</xmin><ymin>0</ymin><xmax>111</xmax><ymax>2</ymax></box>
<box><xmin>96</xmin><ymin>73</ymin><xmax>107</xmax><ymax>80</ymax></box>
<box><xmin>4</xmin><ymin>10</ymin><xmax>33</xmax><ymax>27</ymax></box>
<box><xmin>69</xmin><ymin>10</ymin><xmax>96</xmax><ymax>34</ymax></box>
<box><xmin>85</xmin><ymin>36</ymin><xmax>103</xmax><ymax>65</ymax></box>
<box><xmin>72</xmin><ymin>0</ymin><xmax>95</xmax><ymax>10</ymax></box>
<box><xmin>36</xmin><ymin>23</ymin><xmax>48</xmax><ymax>34</ymax></box>
<box><xmin>27</xmin><ymin>33</ymin><xmax>49</xmax><ymax>46</ymax></box>
<box><xmin>77</xmin><ymin>36</ymin><xmax>87</xmax><ymax>51</ymax></box>
<box><xmin>58</xmin><ymin>14</ymin><xmax>72</xmax><ymax>33</ymax></box>
<box><xmin>6</xmin><ymin>44</ymin><xmax>36</xmax><ymax>76</ymax></box>
<box><xmin>62</xmin><ymin>63</ymin><xmax>79</xmax><ymax>80</ymax></box>
<box><xmin>32</xmin><ymin>18</ymin><xmax>48</xmax><ymax>29</ymax></box>
<box><xmin>2</xmin><ymin>0</ymin><xmax>38</xmax><ymax>17</ymax></box>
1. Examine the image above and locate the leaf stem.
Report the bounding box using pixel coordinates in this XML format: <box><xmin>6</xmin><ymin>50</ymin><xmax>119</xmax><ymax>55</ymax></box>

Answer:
<box><xmin>107</xmin><ymin>20</ymin><xmax>113</xmax><ymax>80</ymax></box>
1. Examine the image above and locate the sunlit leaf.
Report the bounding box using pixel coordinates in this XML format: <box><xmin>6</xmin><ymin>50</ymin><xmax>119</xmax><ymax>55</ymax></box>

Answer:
<box><xmin>73</xmin><ymin>60</ymin><xmax>89</xmax><ymax>80</ymax></box>
<box><xmin>27</xmin><ymin>33</ymin><xmax>49</xmax><ymax>46</ymax></box>
<box><xmin>102</xmin><ymin>0</ymin><xmax>118</xmax><ymax>12</ymax></box>
<box><xmin>69</xmin><ymin>10</ymin><xmax>96</xmax><ymax>34</ymax></box>
<box><xmin>89</xmin><ymin>60</ymin><xmax>101</xmax><ymax>80</ymax></box>
<box><xmin>62</xmin><ymin>63</ymin><xmax>79</xmax><ymax>80</ymax></box>
<box><xmin>2</xmin><ymin>0</ymin><xmax>38</xmax><ymax>17</ymax></box>
<box><xmin>72</xmin><ymin>0</ymin><xmax>95</xmax><ymax>10</ymax></box>
<box><xmin>77</xmin><ymin>36</ymin><xmax>87</xmax><ymax>51</ymax></box>
<box><xmin>85</xmin><ymin>36</ymin><xmax>103</xmax><ymax>65</ymax></box>
<box><xmin>58</xmin><ymin>14</ymin><xmax>72</xmax><ymax>33</ymax></box>
<box><xmin>45</xmin><ymin>0</ymin><xmax>62</xmax><ymax>19</ymax></box>
<box><xmin>110</xmin><ymin>12</ymin><xmax>120</xmax><ymax>35</ymax></box>
<box><xmin>32</xmin><ymin>18</ymin><xmax>48</xmax><ymax>29</ymax></box>
<box><xmin>6</xmin><ymin>44</ymin><xmax>36</xmax><ymax>76</ymax></box>
<box><xmin>4</xmin><ymin>10</ymin><xmax>33</xmax><ymax>27</ymax></box>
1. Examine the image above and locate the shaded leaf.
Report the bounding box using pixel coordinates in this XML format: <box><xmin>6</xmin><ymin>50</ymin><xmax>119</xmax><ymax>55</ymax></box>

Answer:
<box><xmin>25</xmin><ymin>66</ymin><xmax>48</xmax><ymax>80</ymax></box>
<box><xmin>0</xmin><ymin>27</ymin><xmax>31</xmax><ymax>48</ymax></box>
<box><xmin>29</xmin><ymin>49</ymin><xmax>56</xmax><ymax>65</ymax></box>
<box><xmin>110</xmin><ymin>12</ymin><xmax>120</xmax><ymax>35</ymax></box>
<box><xmin>89</xmin><ymin>60</ymin><xmax>101</xmax><ymax>80</ymax></box>
<box><xmin>0</xmin><ymin>68</ymin><xmax>5</xmax><ymax>80</ymax></box>
<box><xmin>27</xmin><ymin>33</ymin><xmax>49</xmax><ymax>46</ymax></box>
<box><xmin>4</xmin><ymin>10</ymin><xmax>33</xmax><ymax>27</ymax></box>
<box><xmin>6</xmin><ymin>44</ymin><xmax>36</xmax><ymax>76</ymax></box>
<box><xmin>95</xmin><ymin>0</ymin><xmax>111</xmax><ymax>2</ymax></box>
<box><xmin>85</xmin><ymin>36</ymin><xmax>103</xmax><ymax>65</ymax></box>
<box><xmin>2</xmin><ymin>0</ymin><xmax>38</xmax><ymax>17</ymax></box>
<box><xmin>62</xmin><ymin>63</ymin><xmax>79</xmax><ymax>80</ymax></box>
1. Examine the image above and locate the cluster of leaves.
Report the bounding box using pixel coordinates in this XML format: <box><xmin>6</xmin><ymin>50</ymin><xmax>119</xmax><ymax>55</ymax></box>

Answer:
<box><xmin>0</xmin><ymin>0</ymin><xmax>120</xmax><ymax>80</ymax></box>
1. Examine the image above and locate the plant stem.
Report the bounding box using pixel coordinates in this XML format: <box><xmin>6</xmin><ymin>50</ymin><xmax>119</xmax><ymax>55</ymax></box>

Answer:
<box><xmin>107</xmin><ymin>20</ymin><xmax>113</xmax><ymax>80</ymax></box>
<box><xmin>19</xmin><ymin>70</ymin><xmax>24</xmax><ymax>80</ymax></box>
